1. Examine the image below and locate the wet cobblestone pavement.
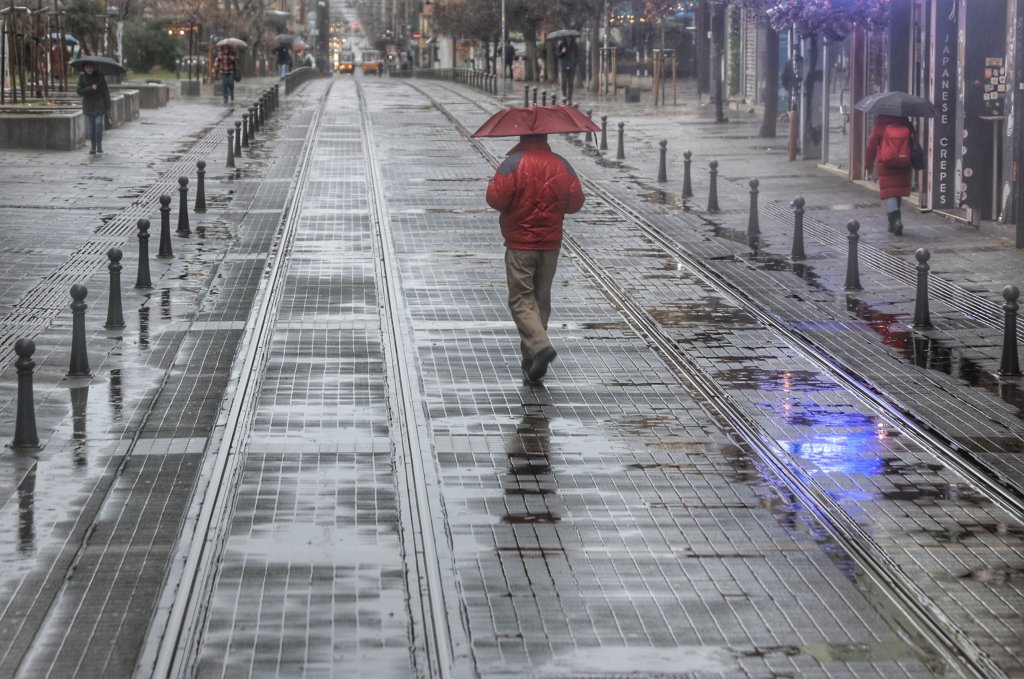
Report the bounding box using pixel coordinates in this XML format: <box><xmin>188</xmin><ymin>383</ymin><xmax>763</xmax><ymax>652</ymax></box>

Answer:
<box><xmin>0</xmin><ymin>70</ymin><xmax>1022</xmax><ymax>678</ymax></box>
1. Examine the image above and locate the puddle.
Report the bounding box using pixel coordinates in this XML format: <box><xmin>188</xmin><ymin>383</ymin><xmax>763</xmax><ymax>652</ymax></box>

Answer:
<box><xmin>960</xmin><ymin>565</ymin><xmax>1024</xmax><ymax>584</ymax></box>
<box><xmin>649</xmin><ymin>298</ymin><xmax>758</xmax><ymax>327</ymax></box>
<box><xmin>539</xmin><ymin>646</ymin><xmax>734</xmax><ymax>674</ymax></box>
<box><xmin>753</xmin><ymin>254</ymin><xmax>830</xmax><ymax>294</ymax></box>
<box><xmin>713</xmin><ymin>367</ymin><xmax>841</xmax><ymax>392</ymax></box>
<box><xmin>847</xmin><ymin>297</ymin><xmax>1024</xmax><ymax>417</ymax></box>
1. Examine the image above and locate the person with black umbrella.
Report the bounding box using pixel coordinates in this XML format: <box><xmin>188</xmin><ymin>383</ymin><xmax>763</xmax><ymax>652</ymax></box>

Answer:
<box><xmin>856</xmin><ymin>92</ymin><xmax>934</xmax><ymax>237</ymax></box>
<box><xmin>76</xmin><ymin>61</ymin><xmax>111</xmax><ymax>155</ymax></box>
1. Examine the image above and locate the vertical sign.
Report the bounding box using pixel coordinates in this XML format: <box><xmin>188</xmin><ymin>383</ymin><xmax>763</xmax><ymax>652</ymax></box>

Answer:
<box><xmin>928</xmin><ymin>0</ymin><xmax>958</xmax><ymax>209</ymax></box>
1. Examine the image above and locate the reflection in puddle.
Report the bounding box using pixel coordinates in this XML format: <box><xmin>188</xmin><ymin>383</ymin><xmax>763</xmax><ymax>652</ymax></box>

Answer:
<box><xmin>16</xmin><ymin>460</ymin><xmax>37</xmax><ymax>555</ymax></box>
<box><xmin>138</xmin><ymin>305</ymin><xmax>150</xmax><ymax>348</ymax></box>
<box><xmin>847</xmin><ymin>297</ymin><xmax>1024</xmax><ymax>417</ymax></box>
<box><xmin>70</xmin><ymin>384</ymin><xmax>89</xmax><ymax>443</ymax></box>
<box><xmin>714</xmin><ymin>367</ymin><xmax>841</xmax><ymax>392</ymax></box>
<box><xmin>109</xmin><ymin>368</ymin><xmax>123</xmax><ymax>421</ymax></box>
<box><xmin>502</xmin><ymin>414</ymin><xmax>559</xmax><ymax>525</ymax></box>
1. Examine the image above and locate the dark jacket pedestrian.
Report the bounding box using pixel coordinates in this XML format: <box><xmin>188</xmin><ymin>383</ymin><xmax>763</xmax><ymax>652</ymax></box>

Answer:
<box><xmin>486</xmin><ymin>134</ymin><xmax>585</xmax><ymax>382</ymax></box>
<box><xmin>274</xmin><ymin>44</ymin><xmax>291</xmax><ymax>78</ymax></box>
<box><xmin>504</xmin><ymin>41</ymin><xmax>515</xmax><ymax>79</ymax></box>
<box><xmin>557</xmin><ymin>39</ymin><xmax>578</xmax><ymax>103</ymax></box>
<box><xmin>866</xmin><ymin>114</ymin><xmax>914</xmax><ymax>235</ymax></box>
<box><xmin>76</xmin><ymin>63</ymin><xmax>111</xmax><ymax>154</ymax></box>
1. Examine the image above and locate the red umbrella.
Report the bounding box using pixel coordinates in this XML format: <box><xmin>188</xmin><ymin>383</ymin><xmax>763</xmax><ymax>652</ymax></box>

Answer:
<box><xmin>471</xmin><ymin>105</ymin><xmax>601</xmax><ymax>137</ymax></box>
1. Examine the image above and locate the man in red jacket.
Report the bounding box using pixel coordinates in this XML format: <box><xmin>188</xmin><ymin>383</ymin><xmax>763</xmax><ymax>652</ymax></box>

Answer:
<box><xmin>486</xmin><ymin>133</ymin><xmax>585</xmax><ymax>382</ymax></box>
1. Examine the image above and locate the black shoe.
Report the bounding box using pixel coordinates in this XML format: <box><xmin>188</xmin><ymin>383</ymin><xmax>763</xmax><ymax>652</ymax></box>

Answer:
<box><xmin>893</xmin><ymin>211</ymin><xmax>903</xmax><ymax>236</ymax></box>
<box><xmin>527</xmin><ymin>346</ymin><xmax>557</xmax><ymax>382</ymax></box>
<box><xmin>89</xmin><ymin>148</ymin><xmax>96</xmax><ymax>155</ymax></box>
<box><xmin>96</xmin><ymin>148</ymin><xmax>103</xmax><ymax>155</ymax></box>
<box><xmin>521</xmin><ymin>357</ymin><xmax>532</xmax><ymax>372</ymax></box>
<box><xmin>887</xmin><ymin>211</ymin><xmax>896</xmax><ymax>233</ymax></box>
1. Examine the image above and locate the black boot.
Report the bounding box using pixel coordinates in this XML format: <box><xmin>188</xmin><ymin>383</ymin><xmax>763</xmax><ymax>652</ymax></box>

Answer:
<box><xmin>887</xmin><ymin>211</ymin><xmax>896</xmax><ymax>233</ymax></box>
<box><xmin>893</xmin><ymin>210</ymin><xmax>903</xmax><ymax>236</ymax></box>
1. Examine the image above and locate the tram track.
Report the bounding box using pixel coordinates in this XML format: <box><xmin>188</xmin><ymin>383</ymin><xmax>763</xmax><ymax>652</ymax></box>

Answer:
<box><xmin>140</xmin><ymin>77</ymin><xmax>469</xmax><ymax>679</ymax></box>
<box><xmin>138</xmin><ymin>83</ymin><xmax>333</xmax><ymax>678</ymax></box>
<box><xmin>354</xmin><ymin>77</ymin><xmax>469</xmax><ymax>679</ymax></box>
<box><xmin>414</xmin><ymin>81</ymin><xmax>1014</xmax><ymax>677</ymax></box>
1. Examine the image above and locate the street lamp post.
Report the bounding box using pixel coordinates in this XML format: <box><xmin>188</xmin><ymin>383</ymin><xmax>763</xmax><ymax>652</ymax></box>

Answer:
<box><xmin>501</xmin><ymin>0</ymin><xmax>507</xmax><ymax>98</ymax></box>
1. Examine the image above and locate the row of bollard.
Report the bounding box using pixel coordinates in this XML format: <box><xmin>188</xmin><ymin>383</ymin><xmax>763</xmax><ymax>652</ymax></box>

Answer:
<box><xmin>533</xmin><ymin>111</ymin><xmax>1023</xmax><ymax>382</ymax></box>
<box><xmin>647</xmin><ymin>141</ymin><xmax>1022</xmax><ymax>380</ymax></box>
<box><xmin>227</xmin><ymin>86</ymin><xmax>279</xmax><ymax>169</ymax></box>
<box><xmin>11</xmin><ymin>86</ymin><xmax>286</xmax><ymax>449</ymax></box>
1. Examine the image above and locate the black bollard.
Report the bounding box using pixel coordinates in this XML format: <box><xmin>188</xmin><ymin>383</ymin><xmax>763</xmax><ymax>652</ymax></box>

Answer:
<box><xmin>226</xmin><ymin>129</ymin><xmax>236</xmax><ymax>168</ymax></box>
<box><xmin>524</xmin><ymin>85</ymin><xmax>530</xmax><ymax>107</ymax></box>
<box><xmin>542</xmin><ymin>90</ymin><xmax>548</xmax><ymax>106</ymax></box>
<box><xmin>234</xmin><ymin>121</ymin><xmax>242</xmax><ymax>157</ymax></box>
<box><xmin>791</xmin><ymin>197</ymin><xmax>806</xmax><ymax>260</ymax></box>
<box><xmin>242</xmin><ymin>113</ymin><xmax>250</xmax><ymax>147</ymax></box>
<box><xmin>195</xmin><ymin>161</ymin><xmax>207</xmax><ymax>213</ymax></box>
<box><xmin>843</xmin><ymin>220</ymin><xmax>863</xmax><ymax>291</ymax></box>
<box><xmin>105</xmin><ymin>248</ymin><xmax>126</xmax><ymax>329</ymax></box>
<box><xmin>176</xmin><ymin>177</ymin><xmax>191</xmax><ymax>235</ymax></box>
<box><xmin>682</xmin><ymin>150</ymin><xmax>693</xmax><ymax>199</ymax></box>
<box><xmin>158</xmin><ymin>195</ymin><xmax>173</xmax><ymax>258</ymax></box>
<box><xmin>1000</xmin><ymin>285</ymin><xmax>1021</xmax><ymax>376</ymax></box>
<box><xmin>585</xmin><ymin>110</ymin><xmax>593</xmax><ymax>143</ymax></box>
<box><xmin>747</xmin><ymin>178</ymin><xmax>760</xmax><ymax>236</ymax></box>
<box><xmin>657</xmin><ymin>140</ymin><xmax>667</xmax><ymax>183</ymax></box>
<box><xmin>68</xmin><ymin>284</ymin><xmax>90</xmax><ymax>377</ymax></box>
<box><xmin>11</xmin><ymin>338</ymin><xmax>39</xmax><ymax>449</ymax></box>
<box><xmin>532</xmin><ymin>86</ymin><xmax>537</xmax><ymax>106</ymax></box>
<box><xmin>707</xmin><ymin>161</ymin><xmax>720</xmax><ymax>212</ymax></box>
<box><xmin>248</xmin><ymin>106</ymin><xmax>258</xmax><ymax>136</ymax></box>
<box><xmin>136</xmin><ymin>218</ymin><xmax>153</xmax><ymax>288</ymax></box>
<box><xmin>600</xmin><ymin>115</ymin><xmax>608</xmax><ymax>151</ymax></box>
<box><xmin>616</xmin><ymin>122</ymin><xmax>625</xmax><ymax>160</ymax></box>
<box><xmin>913</xmin><ymin>248</ymin><xmax>932</xmax><ymax>328</ymax></box>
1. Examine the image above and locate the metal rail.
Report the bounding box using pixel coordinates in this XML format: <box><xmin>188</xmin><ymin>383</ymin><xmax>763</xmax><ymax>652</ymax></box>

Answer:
<box><xmin>354</xmin><ymin>78</ymin><xmax>469</xmax><ymax>679</ymax></box>
<box><xmin>138</xmin><ymin>83</ymin><xmax>333</xmax><ymax>679</ymax></box>
<box><xmin>416</xmin><ymin>82</ymin><xmax>1010</xmax><ymax>678</ymax></box>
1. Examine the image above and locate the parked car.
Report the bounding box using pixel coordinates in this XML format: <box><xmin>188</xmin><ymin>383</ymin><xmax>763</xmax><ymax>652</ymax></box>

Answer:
<box><xmin>337</xmin><ymin>51</ymin><xmax>355</xmax><ymax>74</ymax></box>
<box><xmin>361</xmin><ymin>50</ymin><xmax>383</xmax><ymax>76</ymax></box>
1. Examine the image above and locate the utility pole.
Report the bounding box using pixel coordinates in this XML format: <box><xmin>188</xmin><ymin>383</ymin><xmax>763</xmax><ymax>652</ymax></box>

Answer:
<box><xmin>712</xmin><ymin>1</ymin><xmax>725</xmax><ymax>122</ymax></box>
<box><xmin>1013</xmin><ymin>0</ymin><xmax>1024</xmax><ymax>246</ymax></box>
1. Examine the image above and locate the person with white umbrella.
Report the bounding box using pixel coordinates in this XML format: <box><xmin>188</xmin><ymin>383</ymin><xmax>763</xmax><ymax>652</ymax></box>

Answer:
<box><xmin>212</xmin><ymin>44</ymin><xmax>239</xmax><ymax>104</ymax></box>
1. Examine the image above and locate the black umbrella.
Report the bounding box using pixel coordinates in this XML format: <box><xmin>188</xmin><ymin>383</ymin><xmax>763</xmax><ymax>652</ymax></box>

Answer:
<box><xmin>274</xmin><ymin>34</ymin><xmax>294</xmax><ymax>45</ymax></box>
<box><xmin>546</xmin><ymin>29</ymin><xmax>580</xmax><ymax>40</ymax></box>
<box><xmin>854</xmin><ymin>91</ymin><xmax>935</xmax><ymax>118</ymax></box>
<box><xmin>70</xmin><ymin>55</ymin><xmax>126</xmax><ymax>76</ymax></box>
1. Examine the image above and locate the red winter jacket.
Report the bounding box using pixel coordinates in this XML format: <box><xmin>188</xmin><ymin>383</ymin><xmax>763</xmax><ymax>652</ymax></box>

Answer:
<box><xmin>865</xmin><ymin>115</ymin><xmax>914</xmax><ymax>200</ymax></box>
<box><xmin>486</xmin><ymin>136</ymin><xmax>585</xmax><ymax>250</ymax></box>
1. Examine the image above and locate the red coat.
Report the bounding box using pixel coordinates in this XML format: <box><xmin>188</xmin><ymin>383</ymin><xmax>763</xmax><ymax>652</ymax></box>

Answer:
<box><xmin>486</xmin><ymin>136</ymin><xmax>585</xmax><ymax>250</ymax></box>
<box><xmin>865</xmin><ymin>115</ymin><xmax>913</xmax><ymax>199</ymax></box>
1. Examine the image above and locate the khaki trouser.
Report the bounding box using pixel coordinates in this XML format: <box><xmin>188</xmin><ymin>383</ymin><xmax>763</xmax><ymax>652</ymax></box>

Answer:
<box><xmin>505</xmin><ymin>248</ymin><xmax>560</xmax><ymax>361</ymax></box>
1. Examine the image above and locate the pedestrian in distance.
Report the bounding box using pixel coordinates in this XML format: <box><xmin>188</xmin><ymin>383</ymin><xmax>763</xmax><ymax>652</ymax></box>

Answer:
<box><xmin>76</xmin><ymin>61</ymin><xmax>111</xmax><ymax>155</ymax></box>
<box><xmin>504</xmin><ymin>40</ymin><xmax>515</xmax><ymax>79</ymax></box>
<box><xmin>865</xmin><ymin>114</ymin><xmax>915</xmax><ymax>236</ymax></box>
<box><xmin>274</xmin><ymin>43</ymin><xmax>291</xmax><ymax>79</ymax></box>
<box><xmin>557</xmin><ymin>39</ymin><xmax>578</xmax><ymax>104</ymax></box>
<box><xmin>486</xmin><ymin>133</ymin><xmax>586</xmax><ymax>383</ymax></box>
<box><xmin>213</xmin><ymin>46</ymin><xmax>238</xmax><ymax>104</ymax></box>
